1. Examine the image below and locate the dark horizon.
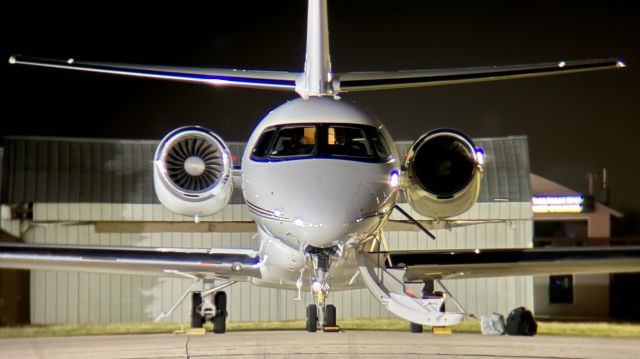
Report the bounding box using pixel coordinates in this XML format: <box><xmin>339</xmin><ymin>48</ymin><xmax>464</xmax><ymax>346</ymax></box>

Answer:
<box><xmin>2</xmin><ymin>1</ymin><xmax>638</xmax><ymax>210</ymax></box>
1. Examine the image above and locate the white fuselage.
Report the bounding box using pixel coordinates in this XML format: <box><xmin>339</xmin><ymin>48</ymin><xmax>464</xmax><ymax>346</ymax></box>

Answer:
<box><xmin>241</xmin><ymin>97</ymin><xmax>399</xmax><ymax>289</ymax></box>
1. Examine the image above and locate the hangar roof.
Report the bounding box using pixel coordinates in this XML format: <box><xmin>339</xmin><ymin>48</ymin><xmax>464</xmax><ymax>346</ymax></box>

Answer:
<box><xmin>1</xmin><ymin>135</ymin><xmax>531</xmax><ymax>204</ymax></box>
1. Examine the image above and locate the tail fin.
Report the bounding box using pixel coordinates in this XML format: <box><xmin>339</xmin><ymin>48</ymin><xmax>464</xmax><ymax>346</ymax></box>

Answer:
<box><xmin>297</xmin><ymin>0</ymin><xmax>334</xmax><ymax>98</ymax></box>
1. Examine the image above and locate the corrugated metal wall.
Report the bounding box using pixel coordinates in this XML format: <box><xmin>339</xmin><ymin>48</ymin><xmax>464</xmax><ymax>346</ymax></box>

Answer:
<box><xmin>25</xmin><ymin>203</ymin><xmax>390</xmax><ymax>323</ymax></box>
<box><xmin>2</xmin><ymin>138</ymin><xmax>248</xmax><ymax>205</ymax></box>
<box><xmin>26</xmin><ymin>202</ymin><xmax>532</xmax><ymax>324</ymax></box>
<box><xmin>3</xmin><ymin>135</ymin><xmax>534</xmax><ymax>324</ymax></box>
<box><xmin>4</xmin><ymin>136</ymin><xmax>531</xmax><ymax>205</ymax></box>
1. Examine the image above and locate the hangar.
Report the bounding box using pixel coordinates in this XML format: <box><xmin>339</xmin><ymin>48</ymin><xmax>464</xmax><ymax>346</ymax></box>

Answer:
<box><xmin>0</xmin><ymin>134</ymin><xmax>615</xmax><ymax>325</ymax></box>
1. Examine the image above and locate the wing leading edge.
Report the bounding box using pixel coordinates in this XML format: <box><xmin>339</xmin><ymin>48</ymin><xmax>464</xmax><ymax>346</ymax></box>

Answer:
<box><xmin>387</xmin><ymin>246</ymin><xmax>640</xmax><ymax>281</ymax></box>
<box><xmin>8</xmin><ymin>55</ymin><xmax>299</xmax><ymax>91</ymax></box>
<box><xmin>0</xmin><ymin>242</ymin><xmax>262</xmax><ymax>280</ymax></box>
<box><xmin>336</xmin><ymin>58</ymin><xmax>625</xmax><ymax>92</ymax></box>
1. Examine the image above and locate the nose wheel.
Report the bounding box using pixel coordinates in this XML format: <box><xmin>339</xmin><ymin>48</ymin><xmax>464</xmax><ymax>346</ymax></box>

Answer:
<box><xmin>306</xmin><ymin>304</ymin><xmax>318</xmax><ymax>332</ymax></box>
<box><xmin>305</xmin><ymin>303</ymin><xmax>337</xmax><ymax>332</ymax></box>
<box><xmin>324</xmin><ymin>304</ymin><xmax>336</xmax><ymax>328</ymax></box>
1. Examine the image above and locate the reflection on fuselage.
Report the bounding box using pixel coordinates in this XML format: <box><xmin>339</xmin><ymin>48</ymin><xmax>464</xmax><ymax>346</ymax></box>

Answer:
<box><xmin>242</xmin><ymin>97</ymin><xmax>400</xmax><ymax>250</ymax></box>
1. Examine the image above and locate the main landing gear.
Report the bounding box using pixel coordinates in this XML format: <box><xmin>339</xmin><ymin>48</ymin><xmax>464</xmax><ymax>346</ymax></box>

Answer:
<box><xmin>191</xmin><ymin>290</ymin><xmax>228</xmax><ymax>333</ymax></box>
<box><xmin>305</xmin><ymin>246</ymin><xmax>340</xmax><ymax>332</ymax></box>
<box><xmin>156</xmin><ymin>277</ymin><xmax>233</xmax><ymax>334</ymax></box>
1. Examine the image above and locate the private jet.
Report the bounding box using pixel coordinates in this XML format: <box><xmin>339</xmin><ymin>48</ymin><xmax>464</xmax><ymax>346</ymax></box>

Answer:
<box><xmin>2</xmin><ymin>0</ymin><xmax>637</xmax><ymax>333</ymax></box>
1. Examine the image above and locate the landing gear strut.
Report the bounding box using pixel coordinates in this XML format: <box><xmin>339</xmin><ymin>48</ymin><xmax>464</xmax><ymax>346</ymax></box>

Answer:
<box><xmin>306</xmin><ymin>246</ymin><xmax>340</xmax><ymax>332</ymax></box>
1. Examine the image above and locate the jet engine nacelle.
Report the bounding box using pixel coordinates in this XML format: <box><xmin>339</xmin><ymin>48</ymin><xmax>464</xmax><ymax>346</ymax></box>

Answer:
<box><xmin>153</xmin><ymin>126</ymin><xmax>233</xmax><ymax>218</ymax></box>
<box><xmin>404</xmin><ymin>129</ymin><xmax>482</xmax><ymax>220</ymax></box>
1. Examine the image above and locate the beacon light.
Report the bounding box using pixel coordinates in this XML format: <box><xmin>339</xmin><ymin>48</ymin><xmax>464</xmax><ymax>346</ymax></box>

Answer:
<box><xmin>389</xmin><ymin>170</ymin><xmax>400</xmax><ymax>188</ymax></box>
<box><xmin>475</xmin><ymin>147</ymin><xmax>485</xmax><ymax>165</ymax></box>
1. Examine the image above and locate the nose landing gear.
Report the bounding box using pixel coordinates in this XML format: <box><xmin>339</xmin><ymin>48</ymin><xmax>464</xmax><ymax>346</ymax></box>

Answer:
<box><xmin>305</xmin><ymin>246</ymin><xmax>340</xmax><ymax>332</ymax></box>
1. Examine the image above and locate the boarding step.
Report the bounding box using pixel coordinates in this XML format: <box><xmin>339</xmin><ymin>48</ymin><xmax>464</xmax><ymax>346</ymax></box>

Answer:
<box><xmin>357</xmin><ymin>250</ymin><xmax>465</xmax><ymax>327</ymax></box>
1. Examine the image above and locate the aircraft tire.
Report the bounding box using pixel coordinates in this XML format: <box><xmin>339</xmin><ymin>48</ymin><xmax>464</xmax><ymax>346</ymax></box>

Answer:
<box><xmin>213</xmin><ymin>291</ymin><xmax>227</xmax><ymax>334</ymax></box>
<box><xmin>191</xmin><ymin>292</ymin><xmax>204</xmax><ymax>328</ymax></box>
<box><xmin>410</xmin><ymin>322</ymin><xmax>423</xmax><ymax>333</ymax></box>
<box><xmin>306</xmin><ymin>304</ymin><xmax>318</xmax><ymax>332</ymax></box>
<box><xmin>325</xmin><ymin>304</ymin><xmax>336</xmax><ymax>327</ymax></box>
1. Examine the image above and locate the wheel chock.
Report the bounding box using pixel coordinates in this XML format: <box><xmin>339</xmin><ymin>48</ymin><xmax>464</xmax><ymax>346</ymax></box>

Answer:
<box><xmin>186</xmin><ymin>328</ymin><xmax>207</xmax><ymax>335</ymax></box>
<box><xmin>432</xmin><ymin>326</ymin><xmax>452</xmax><ymax>335</ymax></box>
<box><xmin>322</xmin><ymin>326</ymin><xmax>342</xmax><ymax>332</ymax></box>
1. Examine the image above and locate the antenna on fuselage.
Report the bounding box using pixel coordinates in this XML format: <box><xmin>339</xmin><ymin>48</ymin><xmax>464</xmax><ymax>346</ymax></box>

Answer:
<box><xmin>296</xmin><ymin>0</ymin><xmax>334</xmax><ymax>98</ymax></box>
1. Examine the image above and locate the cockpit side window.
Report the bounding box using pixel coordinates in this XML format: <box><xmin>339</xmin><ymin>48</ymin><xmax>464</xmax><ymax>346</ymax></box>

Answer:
<box><xmin>270</xmin><ymin>126</ymin><xmax>316</xmax><ymax>157</ymax></box>
<box><xmin>371</xmin><ymin>130</ymin><xmax>392</xmax><ymax>159</ymax></box>
<box><xmin>252</xmin><ymin>129</ymin><xmax>276</xmax><ymax>159</ymax></box>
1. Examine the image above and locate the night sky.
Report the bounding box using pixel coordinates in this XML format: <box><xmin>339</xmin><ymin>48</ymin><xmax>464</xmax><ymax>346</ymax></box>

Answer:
<box><xmin>2</xmin><ymin>2</ymin><xmax>639</xmax><ymax>210</ymax></box>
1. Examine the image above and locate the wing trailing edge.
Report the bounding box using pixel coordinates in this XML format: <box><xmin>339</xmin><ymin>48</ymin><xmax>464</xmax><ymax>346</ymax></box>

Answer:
<box><xmin>386</xmin><ymin>246</ymin><xmax>640</xmax><ymax>280</ymax></box>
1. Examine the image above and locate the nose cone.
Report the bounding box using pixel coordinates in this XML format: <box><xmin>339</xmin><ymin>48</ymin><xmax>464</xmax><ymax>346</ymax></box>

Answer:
<box><xmin>296</xmin><ymin>197</ymin><xmax>360</xmax><ymax>247</ymax></box>
<box><xmin>281</xmin><ymin>160</ymin><xmax>394</xmax><ymax>247</ymax></box>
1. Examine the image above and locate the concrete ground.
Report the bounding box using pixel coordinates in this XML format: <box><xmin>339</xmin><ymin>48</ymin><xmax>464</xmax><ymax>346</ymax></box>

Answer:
<box><xmin>1</xmin><ymin>331</ymin><xmax>639</xmax><ymax>359</ymax></box>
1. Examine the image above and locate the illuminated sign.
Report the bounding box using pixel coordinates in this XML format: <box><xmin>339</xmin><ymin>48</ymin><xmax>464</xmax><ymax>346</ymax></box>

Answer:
<box><xmin>531</xmin><ymin>195</ymin><xmax>594</xmax><ymax>214</ymax></box>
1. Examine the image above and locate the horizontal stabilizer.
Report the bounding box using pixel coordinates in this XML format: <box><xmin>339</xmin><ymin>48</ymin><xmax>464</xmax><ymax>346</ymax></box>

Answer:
<box><xmin>9</xmin><ymin>55</ymin><xmax>299</xmax><ymax>91</ymax></box>
<box><xmin>336</xmin><ymin>58</ymin><xmax>624</xmax><ymax>92</ymax></box>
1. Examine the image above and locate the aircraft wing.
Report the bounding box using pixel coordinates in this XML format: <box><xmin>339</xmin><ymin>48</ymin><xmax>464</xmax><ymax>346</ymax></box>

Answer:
<box><xmin>336</xmin><ymin>58</ymin><xmax>624</xmax><ymax>92</ymax></box>
<box><xmin>8</xmin><ymin>55</ymin><xmax>299</xmax><ymax>91</ymax></box>
<box><xmin>385</xmin><ymin>246</ymin><xmax>640</xmax><ymax>281</ymax></box>
<box><xmin>0</xmin><ymin>242</ymin><xmax>262</xmax><ymax>280</ymax></box>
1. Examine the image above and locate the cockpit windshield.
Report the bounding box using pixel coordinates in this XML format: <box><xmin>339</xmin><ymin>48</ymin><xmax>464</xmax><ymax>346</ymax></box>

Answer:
<box><xmin>271</xmin><ymin>126</ymin><xmax>316</xmax><ymax>157</ymax></box>
<box><xmin>251</xmin><ymin>123</ymin><xmax>392</xmax><ymax>162</ymax></box>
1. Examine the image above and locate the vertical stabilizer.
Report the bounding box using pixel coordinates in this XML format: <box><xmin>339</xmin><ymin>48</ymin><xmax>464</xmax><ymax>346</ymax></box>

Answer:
<box><xmin>296</xmin><ymin>0</ymin><xmax>333</xmax><ymax>98</ymax></box>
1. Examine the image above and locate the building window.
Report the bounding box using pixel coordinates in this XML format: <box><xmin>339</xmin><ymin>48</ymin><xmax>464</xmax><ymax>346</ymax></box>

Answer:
<box><xmin>549</xmin><ymin>275</ymin><xmax>574</xmax><ymax>304</ymax></box>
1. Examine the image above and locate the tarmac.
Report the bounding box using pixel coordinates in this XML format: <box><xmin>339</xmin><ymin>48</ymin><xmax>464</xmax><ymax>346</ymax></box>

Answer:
<box><xmin>1</xmin><ymin>330</ymin><xmax>639</xmax><ymax>359</ymax></box>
